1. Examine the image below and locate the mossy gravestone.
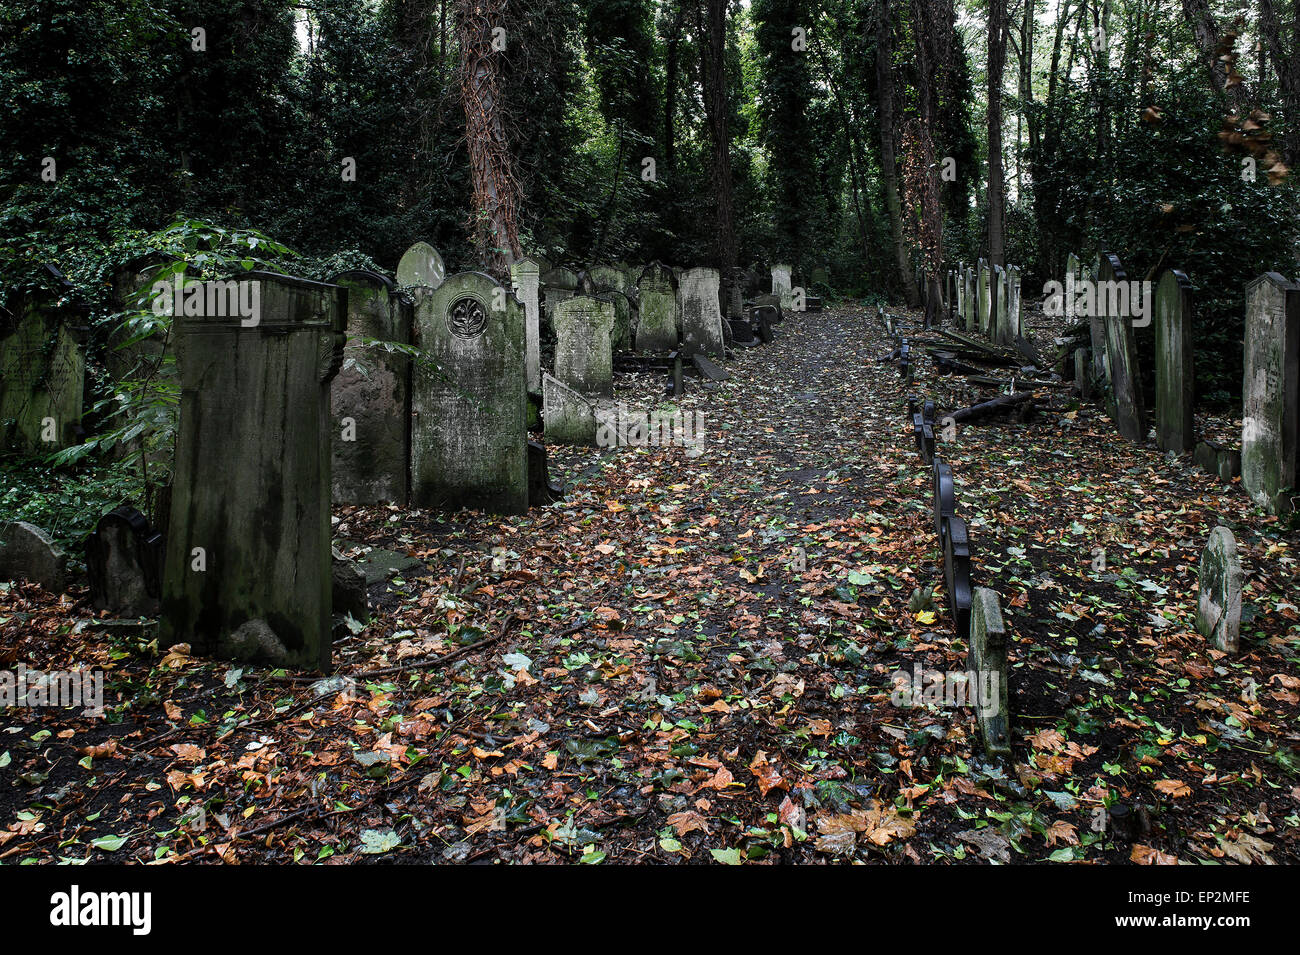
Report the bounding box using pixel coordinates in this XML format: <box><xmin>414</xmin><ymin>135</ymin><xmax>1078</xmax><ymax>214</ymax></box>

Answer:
<box><xmin>1153</xmin><ymin>269</ymin><xmax>1195</xmax><ymax>454</ymax></box>
<box><xmin>977</xmin><ymin>259</ymin><xmax>990</xmax><ymax>335</ymax></box>
<box><xmin>771</xmin><ymin>263</ymin><xmax>793</xmax><ymax>312</ymax></box>
<box><xmin>636</xmin><ymin>263</ymin><xmax>678</xmax><ymax>352</ymax></box>
<box><xmin>329</xmin><ymin>271</ymin><xmax>413</xmax><ymax>505</ymax></box>
<box><xmin>969</xmin><ymin>587</ymin><xmax>1011</xmax><ymax>756</ymax></box>
<box><xmin>552</xmin><ymin>296</ymin><xmax>614</xmax><ymax>397</ymax></box>
<box><xmin>411</xmin><ymin>272</ymin><xmax>528</xmax><ymax>514</ymax></box>
<box><xmin>510</xmin><ymin>258</ymin><xmax>542</xmax><ymax>393</ymax></box>
<box><xmin>1196</xmin><ymin>526</ymin><xmax>1242</xmax><ymax>653</ymax></box>
<box><xmin>541</xmin><ymin>266</ymin><xmax>579</xmax><ymax>326</ymax></box>
<box><xmin>159</xmin><ymin>273</ymin><xmax>345</xmax><ymax>670</ymax></box>
<box><xmin>86</xmin><ymin>506</ymin><xmax>163</xmax><ymax>617</ymax></box>
<box><xmin>1241</xmin><ymin>273</ymin><xmax>1299</xmax><ymax>514</ymax></box>
<box><xmin>396</xmin><ymin>241</ymin><xmax>446</xmax><ymax>290</ymax></box>
<box><xmin>1099</xmin><ymin>253</ymin><xmax>1148</xmax><ymax>443</ymax></box>
<box><xmin>0</xmin><ymin>269</ymin><xmax>86</xmax><ymax>451</ymax></box>
<box><xmin>678</xmin><ymin>267</ymin><xmax>726</xmax><ymax>359</ymax></box>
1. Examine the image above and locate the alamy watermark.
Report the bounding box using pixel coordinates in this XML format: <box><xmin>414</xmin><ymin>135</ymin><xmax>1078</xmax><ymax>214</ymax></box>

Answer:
<box><xmin>149</xmin><ymin>272</ymin><xmax>261</xmax><ymax>326</ymax></box>
<box><xmin>1042</xmin><ymin>272</ymin><xmax>1152</xmax><ymax>327</ymax></box>
<box><xmin>595</xmin><ymin>404</ymin><xmax>705</xmax><ymax>451</ymax></box>
<box><xmin>1</xmin><ymin>665</ymin><xmax>104</xmax><ymax>717</ymax></box>
<box><xmin>890</xmin><ymin>664</ymin><xmax>1000</xmax><ymax>717</ymax></box>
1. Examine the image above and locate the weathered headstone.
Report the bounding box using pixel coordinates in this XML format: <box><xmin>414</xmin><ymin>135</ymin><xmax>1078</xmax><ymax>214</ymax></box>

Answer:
<box><xmin>943</xmin><ymin>516</ymin><xmax>973</xmax><ymax>641</ymax></box>
<box><xmin>552</xmin><ymin>296</ymin><xmax>615</xmax><ymax>397</ymax></box>
<box><xmin>1196</xmin><ymin>526</ymin><xmax>1242</xmax><ymax>653</ymax></box>
<box><xmin>1241</xmin><ymin>272</ymin><xmax>1299</xmax><ymax>513</ymax></box>
<box><xmin>977</xmin><ymin>260</ymin><xmax>991</xmax><ymax>336</ymax></box>
<box><xmin>329</xmin><ymin>271</ymin><xmax>413</xmax><ymax>505</ymax></box>
<box><xmin>991</xmin><ymin>265</ymin><xmax>1006</xmax><ymax>342</ymax></box>
<box><xmin>511</xmin><ymin>258</ymin><xmax>542</xmax><ymax>393</ymax></box>
<box><xmin>771</xmin><ymin>263</ymin><xmax>794</xmax><ymax>312</ymax></box>
<box><xmin>678</xmin><ymin>267</ymin><xmax>726</xmax><ymax>359</ymax></box>
<box><xmin>0</xmin><ymin>521</ymin><xmax>68</xmax><ymax>591</ymax></box>
<box><xmin>542</xmin><ymin>371</ymin><xmax>598</xmax><ymax>445</ymax></box>
<box><xmin>1004</xmin><ymin>266</ymin><xmax>1022</xmax><ymax>344</ymax></box>
<box><xmin>0</xmin><ymin>268</ymin><xmax>86</xmax><ymax>451</ymax></box>
<box><xmin>1153</xmin><ymin>269</ymin><xmax>1195</xmax><ymax>453</ymax></box>
<box><xmin>635</xmin><ymin>263</ymin><xmax>678</xmax><ymax>352</ymax></box>
<box><xmin>1099</xmin><ymin>253</ymin><xmax>1148</xmax><ymax>442</ymax></box>
<box><xmin>396</xmin><ymin>241</ymin><xmax>446</xmax><ymax>290</ymax></box>
<box><xmin>159</xmin><ymin>273</ymin><xmax>345</xmax><ymax>669</ymax></box>
<box><xmin>541</xmin><ymin>266</ymin><xmax>579</xmax><ymax>325</ymax></box>
<box><xmin>969</xmin><ymin>587</ymin><xmax>1011</xmax><ymax>756</ymax></box>
<box><xmin>1088</xmin><ymin>254</ymin><xmax>1110</xmax><ymax>384</ymax></box>
<box><xmin>410</xmin><ymin>272</ymin><xmax>528</xmax><ymax>514</ymax></box>
<box><xmin>86</xmin><ymin>506</ymin><xmax>163</xmax><ymax>616</ymax></box>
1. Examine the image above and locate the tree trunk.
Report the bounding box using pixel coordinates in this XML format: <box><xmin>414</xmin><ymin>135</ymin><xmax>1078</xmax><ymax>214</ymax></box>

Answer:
<box><xmin>877</xmin><ymin>0</ymin><xmax>918</xmax><ymax>306</ymax></box>
<box><xmin>699</xmin><ymin>0</ymin><xmax>737</xmax><ymax>290</ymax></box>
<box><xmin>456</xmin><ymin>0</ymin><xmax>521</xmax><ymax>278</ymax></box>
<box><xmin>1259</xmin><ymin>0</ymin><xmax>1300</xmax><ymax>165</ymax></box>
<box><xmin>987</xmin><ymin>0</ymin><xmax>1006</xmax><ymax>267</ymax></box>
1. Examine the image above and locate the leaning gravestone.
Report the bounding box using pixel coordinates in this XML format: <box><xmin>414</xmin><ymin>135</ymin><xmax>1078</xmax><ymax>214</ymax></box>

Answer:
<box><xmin>1088</xmin><ymin>254</ymin><xmax>1110</xmax><ymax>385</ymax></box>
<box><xmin>969</xmin><ymin>587</ymin><xmax>1011</xmax><ymax>756</ymax></box>
<box><xmin>1196</xmin><ymin>526</ymin><xmax>1242</xmax><ymax>653</ymax></box>
<box><xmin>0</xmin><ymin>267</ymin><xmax>86</xmax><ymax>451</ymax></box>
<box><xmin>678</xmin><ymin>267</ymin><xmax>726</xmax><ymax>359</ymax></box>
<box><xmin>329</xmin><ymin>271</ymin><xmax>413</xmax><ymax>505</ymax></box>
<box><xmin>1241</xmin><ymin>272</ymin><xmax>1299</xmax><ymax>514</ymax></box>
<box><xmin>86</xmin><ymin>506</ymin><xmax>163</xmax><ymax>617</ymax></box>
<box><xmin>159</xmin><ymin>273</ymin><xmax>345</xmax><ymax>670</ymax></box>
<box><xmin>1099</xmin><ymin>253</ymin><xmax>1148</xmax><ymax>443</ymax></box>
<box><xmin>1153</xmin><ymin>269</ymin><xmax>1195</xmax><ymax>453</ymax></box>
<box><xmin>772</xmin><ymin>263</ymin><xmax>794</xmax><ymax>312</ymax></box>
<box><xmin>1004</xmin><ymin>266</ymin><xmax>1022</xmax><ymax>344</ymax></box>
<box><xmin>542</xmin><ymin>371</ymin><xmax>599</xmax><ymax>445</ymax></box>
<box><xmin>396</xmin><ymin>241</ymin><xmax>446</xmax><ymax>290</ymax></box>
<box><xmin>553</xmin><ymin>296</ymin><xmax>615</xmax><ymax>397</ymax></box>
<box><xmin>0</xmin><ymin>521</ymin><xmax>67</xmax><ymax>591</ymax></box>
<box><xmin>511</xmin><ymin>258</ymin><xmax>542</xmax><ymax>393</ymax></box>
<box><xmin>635</xmin><ymin>263</ymin><xmax>678</xmax><ymax>352</ymax></box>
<box><xmin>411</xmin><ymin>271</ymin><xmax>528</xmax><ymax>514</ymax></box>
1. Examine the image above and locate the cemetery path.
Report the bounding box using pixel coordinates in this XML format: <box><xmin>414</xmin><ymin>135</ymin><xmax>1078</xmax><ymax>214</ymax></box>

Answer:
<box><xmin>3</xmin><ymin>305</ymin><xmax>1298</xmax><ymax>864</ymax></box>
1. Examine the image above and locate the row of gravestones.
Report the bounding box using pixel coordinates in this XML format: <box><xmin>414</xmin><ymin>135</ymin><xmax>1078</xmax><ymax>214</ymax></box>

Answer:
<box><xmin>945</xmin><ymin>260</ymin><xmax>1024</xmax><ymax>346</ymax></box>
<box><xmin>1062</xmin><ymin>252</ymin><xmax>1298</xmax><ymax>516</ymax></box>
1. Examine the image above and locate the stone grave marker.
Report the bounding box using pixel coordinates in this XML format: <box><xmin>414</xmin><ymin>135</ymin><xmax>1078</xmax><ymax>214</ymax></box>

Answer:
<box><xmin>678</xmin><ymin>267</ymin><xmax>726</xmax><ymax>359</ymax></box>
<box><xmin>553</xmin><ymin>296</ymin><xmax>615</xmax><ymax>397</ymax></box>
<box><xmin>542</xmin><ymin>371</ymin><xmax>598</xmax><ymax>445</ymax></box>
<box><xmin>1005</xmin><ymin>266</ymin><xmax>1022</xmax><ymax>344</ymax></box>
<box><xmin>1241</xmin><ymin>272</ymin><xmax>1299</xmax><ymax>513</ymax></box>
<box><xmin>635</xmin><ymin>263</ymin><xmax>678</xmax><ymax>352</ymax></box>
<box><xmin>1099</xmin><ymin>253</ymin><xmax>1148</xmax><ymax>442</ymax></box>
<box><xmin>159</xmin><ymin>272</ymin><xmax>345</xmax><ymax>669</ymax></box>
<box><xmin>771</xmin><ymin>263</ymin><xmax>794</xmax><ymax>311</ymax></box>
<box><xmin>86</xmin><ymin>506</ymin><xmax>163</xmax><ymax>617</ymax></box>
<box><xmin>992</xmin><ymin>265</ymin><xmax>1006</xmax><ymax>342</ymax></box>
<box><xmin>977</xmin><ymin>260</ymin><xmax>991</xmax><ymax>336</ymax></box>
<box><xmin>329</xmin><ymin>271</ymin><xmax>413</xmax><ymax>505</ymax></box>
<box><xmin>1196</xmin><ymin>526</ymin><xmax>1242</xmax><ymax>653</ymax></box>
<box><xmin>396</xmin><ymin>241</ymin><xmax>446</xmax><ymax>290</ymax></box>
<box><xmin>410</xmin><ymin>271</ymin><xmax>528</xmax><ymax>514</ymax></box>
<box><xmin>1153</xmin><ymin>269</ymin><xmax>1195</xmax><ymax>453</ymax></box>
<box><xmin>541</xmin><ymin>266</ymin><xmax>579</xmax><ymax>325</ymax></box>
<box><xmin>0</xmin><ymin>521</ymin><xmax>68</xmax><ymax>591</ymax></box>
<box><xmin>511</xmin><ymin>258</ymin><xmax>542</xmax><ymax>393</ymax></box>
<box><xmin>969</xmin><ymin>587</ymin><xmax>1011</xmax><ymax>756</ymax></box>
<box><xmin>944</xmin><ymin>516</ymin><xmax>973</xmax><ymax>641</ymax></box>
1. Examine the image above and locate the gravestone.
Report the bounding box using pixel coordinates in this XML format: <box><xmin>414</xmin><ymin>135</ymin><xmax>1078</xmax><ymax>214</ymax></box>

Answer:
<box><xmin>0</xmin><ymin>521</ymin><xmax>67</xmax><ymax>591</ymax></box>
<box><xmin>0</xmin><ymin>268</ymin><xmax>86</xmax><ymax>451</ymax></box>
<box><xmin>635</xmin><ymin>263</ymin><xmax>678</xmax><ymax>352</ymax></box>
<box><xmin>410</xmin><ymin>272</ymin><xmax>528</xmax><ymax>514</ymax></box>
<box><xmin>159</xmin><ymin>272</ymin><xmax>346</xmax><ymax>669</ymax></box>
<box><xmin>771</xmin><ymin>263</ymin><xmax>794</xmax><ymax>311</ymax></box>
<box><xmin>678</xmin><ymin>268</ymin><xmax>726</xmax><ymax>359</ymax></box>
<box><xmin>511</xmin><ymin>258</ymin><xmax>542</xmax><ymax>393</ymax></box>
<box><xmin>954</xmin><ymin>263</ymin><xmax>965</xmax><ymax>321</ymax></box>
<box><xmin>1241</xmin><ymin>272</ymin><xmax>1299</xmax><ymax>513</ymax></box>
<box><xmin>1196</xmin><ymin>526</ymin><xmax>1242</xmax><ymax>653</ymax></box>
<box><xmin>396</xmin><ymin>241</ymin><xmax>446</xmax><ymax>290</ymax></box>
<box><xmin>553</xmin><ymin>296</ymin><xmax>615</xmax><ymax>397</ymax></box>
<box><xmin>599</xmin><ymin>290</ymin><xmax>633</xmax><ymax>352</ymax></box>
<box><xmin>329</xmin><ymin>271</ymin><xmax>413</xmax><ymax>505</ymax></box>
<box><xmin>751</xmin><ymin>305</ymin><xmax>778</xmax><ymax>344</ymax></box>
<box><xmin>969</xmin><ymin>588</ymin><xmax>1011</xmax><ymax>756</ymax></box>
<box><xmin>1099</xmin><ymin>253</ymin><xmax>1148</xmax><ymax>442</ymax></box>
<box><xmin>977</xmin><ymin>260</ymin><xmax>991</xmax><ymax>336</ymax></box>
<box><xmin>1153</xmin><ymin>269</ymin><xmax>1195</xmax><ymax>453</ymax></box>
<box><xmin>541</xmin><ymin>266</ymin><xmax>579</xmax><ymax>325</ymax></box>
<box><xmin>542</xmin><ymin>371</ymin><xmax>598</xmax><ymax>445</ymax></box>
<box><xmin>932</xmin><ymin>458</ymin><xmax>955</xmax><ymax>542</ymax></box>
<box><xmin>1088</xmin><ymin>254</ymin><xmax>1109</xmax><ymax>385</ymax></box>
<box><xmin>992</xmin><ymin>265</ymin><xmax>1006</xmax><ymax>342</ymax></box>
<box><xmin>86</xmin><ymin>506</ymin><xmax>163</xmax><ymax>616</ymax></box>
<box><xmin>1005</xmin><ymin>266</ymin><xmax>1022</xmax><ymax>344</ymax></box>
<box><xmin>588</xmin><ymin>264</ymin><xmax>629</xmax><ymax>295</ymax></box>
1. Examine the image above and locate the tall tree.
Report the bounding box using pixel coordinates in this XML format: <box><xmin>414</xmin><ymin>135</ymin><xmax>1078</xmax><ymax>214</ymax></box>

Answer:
<box><xmin>455</xmin><ymin>0</ymin><xmax>522</xmax><ymax>276</ymax></box>
<box><xmin>987</xmin><ymin>0</ymin><xmax>1007</xmax><ymax>266</ymax></box>
<box><xmin>876</xmin><ymin>0</ymin><xmax>918</xmax><ymax>304</ymax></box>
<box><xmin>697</xmin><ymin>0</ymin><xmax>737</xmax><ymax>288</ymax></box>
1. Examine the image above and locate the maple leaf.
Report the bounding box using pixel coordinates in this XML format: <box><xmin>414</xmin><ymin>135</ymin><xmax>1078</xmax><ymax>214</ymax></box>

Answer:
<box><xmin>667</xmin><ymin>810</ymin><xmax>709</xmax><ymax>837</ymax></box>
